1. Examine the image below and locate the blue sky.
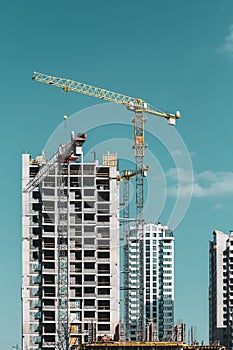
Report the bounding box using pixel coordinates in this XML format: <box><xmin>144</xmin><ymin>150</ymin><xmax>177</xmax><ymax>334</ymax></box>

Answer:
<box><xmin>1</xmin><ymin>0</ymin><xmax>233</xmax><ymax>347</ymax></box>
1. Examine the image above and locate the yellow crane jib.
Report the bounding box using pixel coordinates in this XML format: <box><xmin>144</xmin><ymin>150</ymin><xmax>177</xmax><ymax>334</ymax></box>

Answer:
<box><xmin>32</xmin><ymin>71</ymin><xmax>181</xmax><ymax>125</ymax></box>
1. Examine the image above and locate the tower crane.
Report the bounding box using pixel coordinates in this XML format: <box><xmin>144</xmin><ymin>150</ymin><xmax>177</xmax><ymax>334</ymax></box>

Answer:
<box><xmin>117</xmin><ymin>166</ymin><xmax>149</xmax><ymax>339</ymax></box>
<box><xmin>32</xmin><ymin>71</ymin><xmax>181</xmax><ymax>340</ymax></box>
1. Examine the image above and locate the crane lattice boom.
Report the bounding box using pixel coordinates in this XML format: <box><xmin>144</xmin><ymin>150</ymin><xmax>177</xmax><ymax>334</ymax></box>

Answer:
<box><xmin>32</xmin><ymin>71</ymin><xmax>181</xmax><ymax>121</ymax></box>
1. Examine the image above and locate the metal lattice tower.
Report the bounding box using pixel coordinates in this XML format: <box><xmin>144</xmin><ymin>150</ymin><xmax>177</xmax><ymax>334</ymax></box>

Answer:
<box><xmin>133</xmin><ymin>111</ymin><xmax>145</xmax><ymax>339</ymax></box>
<box><xmin>57</xmin><ymin>161</ymin><xmax>69</xmax><ymax>350</ymax></box>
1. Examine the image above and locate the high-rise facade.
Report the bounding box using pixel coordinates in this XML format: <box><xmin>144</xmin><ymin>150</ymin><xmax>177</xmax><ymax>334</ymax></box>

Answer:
<box><xmin>22</xmin><ymin>134</ymin><xmax>120</xmax><ymax>350</ymax></box>
<box><xmin>209</xmin><ymin>230</ymin><xmax>233</xmax><ymax>349</ymax></box>
<box><xmin>124</xmin><ymin>222</ymin><xmax>174</xmax><ymax>341</ymax></box>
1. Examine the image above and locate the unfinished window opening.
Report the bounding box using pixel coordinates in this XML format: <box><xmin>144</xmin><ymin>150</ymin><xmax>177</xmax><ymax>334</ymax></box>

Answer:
<box><xmin>97</xmin><ymin>252</ymin><xmax>110</xmax><ymax>259</ymax></box>
<box><xmin>30</xmin><ymin>166</ymin><xmax>39</xmax><ymax>177</ymax></box>
<box><xmin>98</xmin><ymin>276</ymin><xmax>110</xmax><ymax>286</ymax></box>
<box><xmin>98</xmin><ymin>288</ymin><xmax>110</xmax><ymax>295</ymax></box>
<box><xmin>32</xmin><ymin>191</ymin><xmax>40</xmax><ymax>199</ymax></box>
<box><xmin>43</xmin><ymin>262</ymin><xmax>55</xmax><ymax>270</ymax></box>
<box><xmin>32</xmin><ymin>239</ymin><xmax>40</xmax><ymax>248</ymax></box>
<box><xmin>84</xmin><ymin>201</ymin><xmax>95</xmax><ymax>209</ymax></box>
<box><xmin>84</xmin><ymin>214</ymin><xmax>95</xmax><ymax>221</ymax></box>
<box><xmin>70</xmin><ymin>164</ymin><xmax>81</xmax><ymax>175</ymax></box>
<box><xmin>97</xmin><ymin>215</ymin><xmax>110</xmax><ymax>223</ymax></box>
<box><xmin>74</xmin><ymin>287</ymin><xmax>82</xmax><ymax>297</ymax></box>
<box><xmin>84</xmin><ymin>275</ymin><xmax>95</xmax><ymax>282</ymax></box>
<box><xmin>74</xmin><ymin>275</ymin><xmax>82</xmax><ymax>285</ymax></box>
<box><xmin>97</xmin><ymin>192</ymin><xmax>109</xmax><ymax>202</ymax></box>
<box><xmin>43</xmin><ymin>201</ymin><xmax>55</xmax><ymax>211</ymax></box>
<box><xmin>32</xmin><ymin>215</ymin><xmax>38</xmax><ymax>223</ymax></box>
<box><xmin>43</xmin><ymin>251</ymin><xmax>55</xmax><ymax>260</ymax></box>
<box><xmin>84</xmin><ymin>226</ymin><xmax>95</xmax><ymax>234</ymax></box>
<box><xmin>83</xmin><ymin>164</ymin><xmax>95</xmax><ymax>175</ymax></box>
<box><xmin>98</xmin><ymin>312</ymin><xmax>110</xmax><ymax>322</ymax></box>
<box><xmin>73</xmin><ymin>250</ymin><xmax>82</xmax><ymax>260</ymax></box>
<box><xmin>84</xmin><ymin>189</ymin><xmax>95</xmax><ymax>197</ymax></box>
<box><xmin>84</xmin><ymin>299</ymin><xmax>95</xmax><ymax>306</ymax></box>
<box><xmin>44</xmin><ymin>287</ymin><xmax>55</xmax><ymax>297</ymax></box>
<box><xmin>98</xmin><ymin>324</ymin><xmax>110</xmax><ymax>331</ymax></box>
<box><xmin>84</xmin><ymin>250</ymin><xmax>95</xmax><ymax>257</ymax></box>
<box><xmin>84</xmin><ymin>262</ymin><xmax>95</xmax><ymax>270</ymax></box>
<box><xmin>97</xmin><ymin>264</ymin><xmax>110</xmax><ymax>274</ymax></box>
<box><xmin>96</xmin><ymin>179</ymin><xmax>109</xmax><ymax>190</ymax></box>
<box><xmin>84</xmin><ymin>311</ymin><xmax>95</xmax><ymax>318</ymax></box>
<box><xmin>43</xmin><ymin>323</ymin><xmax>56</xmax><ymax>334</ymax></box>
<box><xmin>43</xmin><ymin>299</ymin><xmax>55</xmax><ymax>306</ymax></box>
<box><xmin>96</xmin><ymin>167</ymin><xmax>109</xmax><ymax>178</ymax></box>
<box><xmin>43</xmin><ymin>335</ymin><xmax>55</xmax><ymax>343</ymax></box>
<box><xmin>84</xmin><ymin>238</ymin><xmax>95</xmax><ymax>247</ymax></box>
<box><xmin>97</xmin><ymin>227</ymin><xmax>110</xmax><ymax>238</ymax></box>
<box><xmin>32</xmin><ymin>227</ymin><xmax>42</xmax><ymax>235</ymax></box>
<box><xmin>97</xmin><ymin>239</ymin><xmax>110</xmax><ymax>250</ymax></box>
<box><xmin>43</xmin><ymin>188</ymin><xmax>54</xmax><ymax>196</ymax></box>
<box><xmin>75</xmin><ymin>214</ymin><xmax>82</xmax><ymax>224</ymax></box>
<box><xmin>43</xmin><ymin>237</ymin><xmax>55</xmax><ymax>248</ymax></box>
<box><xmin>74</xmin><ymin>190</ymin><xmax>82</xmax><ymax>200</ymax></box>
<box><xmin>84</xmin><ymin>287</ymin><xmax>95</xmax><ymax>295</ymax></box>
<box><xmin>70</xmin><ymin>177</ymin><xmax>81</xmax><ymax>188</ymax></box>
<box><xmin>43</xmin><ymin>225</ymin><xmax>54</xmax><ymax>233</ymax></box>
<box><xmin>70</xmin><ymin>262</ymin><xmax>82</xmax><ymax>273</ymax></box>
<box><xmin>44</xmin><ymin>176</ymin><xmax>55</xmax><ymax>187</ymax></box>
<box><xmin>32</xmin><ymin>251</ymin><xmax>40</xmax><ymax>260</ymax></box>
<box><xmin>83</xmin><ymin>177</ymin><xmax>95</xmax><ymax>187</ymax></box>
<box><xmin>43</xmin><ymin>275</ymin><xmax>55</xmax><ymax>285</ymax></box>
<box><xmin>75</xmin><ymin>202</ymin><xmax>82</xmax><ymax>212</ymax></box>
<box><xmin>43</xmin><ymin>213</ymin><xmax>55</xmax><ymax>224</ymax></box>
<box><xmin>32</xmin><ymin>203</ymin><xmax>41</xmax><ymax>211</ymax></box>
<box><xmin>97</xmin><ymin>203</ymin><xmax>109</xmax><ymax>214</ymax></box>
<box><xmin>98</xmin><ymin>300</ymin><xmax>110</xmax><ymax>310</ymax></box>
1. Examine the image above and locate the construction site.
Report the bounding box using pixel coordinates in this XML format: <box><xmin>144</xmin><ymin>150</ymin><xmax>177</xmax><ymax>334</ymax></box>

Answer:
<box><xmin>21</xmin><ymin>73</ymin><xmax>221</xmax><ymax>350</ymax></box>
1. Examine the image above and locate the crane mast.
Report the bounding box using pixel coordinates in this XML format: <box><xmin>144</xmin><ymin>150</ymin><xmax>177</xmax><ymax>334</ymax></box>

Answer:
<box><xmin>117</xmin><ymin>166</ymin><xmax>149</xmax><ymax>339</ymax></box>
<box><xmin>32</xmin><ymin>71</ymin><xmax>181</xmax><ymax>340</ymax></box>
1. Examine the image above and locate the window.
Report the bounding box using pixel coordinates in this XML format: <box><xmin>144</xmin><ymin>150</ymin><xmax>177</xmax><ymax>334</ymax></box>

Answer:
<box><xmin>84</xmin><ymin>250</ymin><xmax>95</xmax><ymax>257</ymax></box>
<box><xmin>84</xmin><ymin>299</ymin><xmax>95</xmax><ymax>306</ymax></box>
<box><xmin>98</xmin><ymin>276</ymin><xmax>110</xmax><ymax>286</ymax></box>
<box><xmin>98</xmin><ymin>312</ymin><xmax>110</xmax><ymax>322</ymax></box>
<box><xmin>98</xmin><ymin>300</ymin><xmax>110</xmax><ymax>310</ymax></box>
<box><xmin>44</xmin><ymin>311</ymin><xmax>55</xmax><ymax>321</ymax></box>
<box><xmin>98</xmin><ymin>324</ymin><xmax>110</xmax><ymax>331</ymax></box>
<box><xmin>98</xmin><ymin>288</ymin><xmax>110</xmax><ymax>295</ymax></box>
<box><xmin>84</xmin><ymin>262</ymin><xmax>95</xmax><ymax>269</ymax></box>
<box><xmin>98</xmin><ymin>264</ymin><xmax>110</xmax><ymax>274</ymax></box>
<box><xmin>84</xmin><ymin>311</ymin><xmax>95</xmax><ymax>318</ymax></box>
<box><xmin>97</xmin><ymin>251</ymin><xmax>110</xmax><ymax>259</ymax></box>
<box><xmin>84</xmin><ymin>275</ymin><xmax>95</xmax><ymax>282</ymax></box>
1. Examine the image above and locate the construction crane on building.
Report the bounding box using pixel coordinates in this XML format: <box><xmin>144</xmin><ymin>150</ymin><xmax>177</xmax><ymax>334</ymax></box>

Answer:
<box><xmin>32</xmin><ymin>71</ymin><xmax>181</xmax><ymax>340</ymax></box>
<box><xmin>24</xmin><ymin>133</ymin><xmax>87</xmax><ymax>350</ymax></box>
<box><xmin>117</xmin><ymin>166</ymin><xmax>149</xmax><ymax>340</ymax></box>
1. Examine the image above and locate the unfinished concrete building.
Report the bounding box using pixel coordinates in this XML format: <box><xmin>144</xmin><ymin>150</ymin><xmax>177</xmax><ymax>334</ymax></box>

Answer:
<box><xmin>22</xmin><ymin>133</ymin><xmax>120</xmax><ymax>350</ymax></box>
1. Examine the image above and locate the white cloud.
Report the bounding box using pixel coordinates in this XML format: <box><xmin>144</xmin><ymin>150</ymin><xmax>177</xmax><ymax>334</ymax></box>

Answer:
<box><xmin>166</xmin><ymin>168</ymin><xmax>233</xmax><ymax>198</ymax></box>
<box><xmin>217</xmin><ymin>24</ymin><xmax>233</xmax><ymax>56</ymax></box>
